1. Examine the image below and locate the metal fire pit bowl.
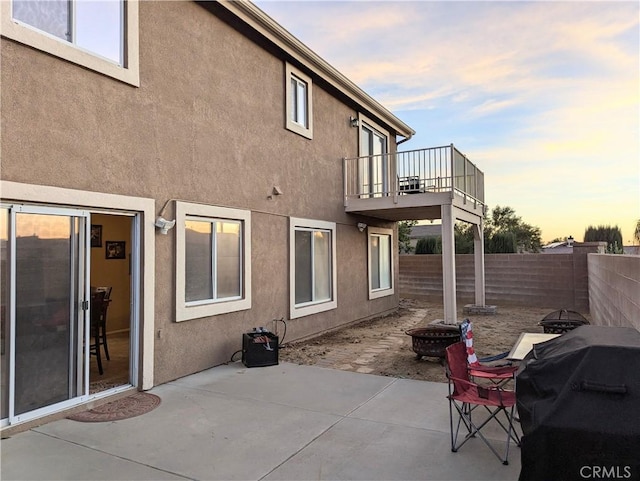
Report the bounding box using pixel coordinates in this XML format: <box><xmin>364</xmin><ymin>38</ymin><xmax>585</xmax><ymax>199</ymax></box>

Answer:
<box><xmin>539</xmin><ymin>309</ymin><xmax>589</xmax><ymax>334</ymax></box>
<box><xmin>405</xmin><ymin>325</ymin><xmax>461</xmax><ymax>359</ymax></box>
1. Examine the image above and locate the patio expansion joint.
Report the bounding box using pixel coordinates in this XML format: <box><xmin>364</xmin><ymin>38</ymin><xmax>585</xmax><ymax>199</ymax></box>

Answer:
<box><xmin>29</xmin><ymin>429</ymin><xmax>193</xmax><ymax>480</ymax></box>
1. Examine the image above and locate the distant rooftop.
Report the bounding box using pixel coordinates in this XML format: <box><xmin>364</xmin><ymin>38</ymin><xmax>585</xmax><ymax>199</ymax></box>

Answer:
<box><xmin>409</xmin><ymin>225</ymin><xmax>442</xmax><ymax>239</ymax></box>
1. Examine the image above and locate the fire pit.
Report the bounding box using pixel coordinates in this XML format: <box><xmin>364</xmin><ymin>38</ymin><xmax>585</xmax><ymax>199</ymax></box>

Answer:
<box><xmin>405</xmin><ymin>325</ymin><xmax>461</xmax><ymax>359</ymax></box>
<box><xmin>539</xmin><ymin>309</ymin><xmax>589</xmax><ymax>334</ymax></box>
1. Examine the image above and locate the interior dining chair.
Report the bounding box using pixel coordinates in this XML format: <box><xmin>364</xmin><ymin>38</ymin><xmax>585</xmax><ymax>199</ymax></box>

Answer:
<box><xmin>94</xmin><ymin>286</ymin><xmax>112</xmax><ymax>300</ymax></box>
<box><xmin>92</xmin><ymin>286</ymin><xmax>112</xmax><ymax>360</ymax></box>
<box><xmin>460</xmin><ymin>319</ymin><xmax>517</xmax><ymax>386</ymax></box>
<box><xmin>90</xmin><ymin>290</ymin><xmax>111</xmax><ymax>375</ymax></box>
<box><xmin>445</xmin><ymin>341</ymin><xmax>521</xmax><ymax>465</ymax></box>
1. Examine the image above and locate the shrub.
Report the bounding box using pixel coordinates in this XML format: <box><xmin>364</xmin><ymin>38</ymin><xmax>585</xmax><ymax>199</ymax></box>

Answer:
<box><xmin>488</xmin><ymin>232</ymin><xmax>517</xmax><ymax>253</ymax></box>
<box><xmin>584</xmin><ymin>225</ymin><xmax>623</xmax><ymax>253</ymax></box>
<box><xmin>415</xmin><ymin>236</ymin><xmax>441</xmax><ymax>254</ymax></box>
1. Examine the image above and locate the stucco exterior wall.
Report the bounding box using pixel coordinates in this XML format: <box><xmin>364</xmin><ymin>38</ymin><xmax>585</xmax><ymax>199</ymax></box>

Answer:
<box><xmin>1</xmin><ymin>1</ymin><xmax>399</xmax><ymax>386</ymax></box>
<box><xmin>588</xmin><ymin>254</ymin><xmax>640</xmax><ymax>331</ymax></box>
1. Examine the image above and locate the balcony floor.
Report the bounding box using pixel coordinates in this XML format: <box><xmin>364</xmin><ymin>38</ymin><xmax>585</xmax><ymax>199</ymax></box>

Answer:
<box><xmin>345</xmin><ymin>191</ymin><xmax>484</xmax><ymax>222</ymax></box>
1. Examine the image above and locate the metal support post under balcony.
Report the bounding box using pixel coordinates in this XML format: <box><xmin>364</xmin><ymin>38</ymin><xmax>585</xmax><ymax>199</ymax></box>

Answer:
<box><xmin>473</xmin><ymin>222</ymin><xmax>486</xmax><ymax>306</ymax></box>
<box><xmin>441</xmin><ymin>204</ymin><xmax>457</xmax><ymax>324</ymax></box>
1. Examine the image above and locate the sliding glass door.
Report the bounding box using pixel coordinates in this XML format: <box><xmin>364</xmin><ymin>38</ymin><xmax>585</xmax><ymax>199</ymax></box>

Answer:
<box><xmin>1</xmin><ymin>205</ymin><xmax>89</xmax><ymax>424</ymax></box>
<box><xmin>359</xmin><ymin>122</ymin><xmax>388</xmax><ymax>197</ymax></box>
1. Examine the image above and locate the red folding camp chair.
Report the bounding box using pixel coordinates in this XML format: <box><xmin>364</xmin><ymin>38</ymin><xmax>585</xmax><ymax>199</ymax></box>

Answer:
<box><xmin>460</xmin><ymin>319</ymin><xmax>517</xmax><ymax>386</ymax></box>
<box><xmin>445</xmin><ymin>341</ymin><xmax>521</xmax><ymax>465</ymax></box>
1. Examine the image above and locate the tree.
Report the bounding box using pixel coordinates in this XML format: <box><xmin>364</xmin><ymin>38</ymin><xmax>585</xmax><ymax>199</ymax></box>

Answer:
<box><xmin>489</xmin><ymin>206</ymin><xmax>520</xmax><ymax>233</ymax></box>
<box><xmin>403</xmin><ymin>206</ymin><xmax>541</xmax><ymax>255</ymax></box>
<box><xmin>398</xmin><ymin>220</ymin><xmax>417</xmax><ymax>253</ymax></box>
<box><xmin>454</xmin><ymin>223</ymin><xmax>474</xmax><ymax>254</ymax></box>
<box><xmin>415</xmin><ymin>236</ymin><xmax>441</xmax><ymax>254</ymax></box>
<box><xmin>584</xmin><ymin>225</ymin><xmax>623</xmax><ymax>253</ymax></box>
<box><xmin>486</xmin><ymin>205</ymin><xmax>542</xmax><ymax>253</ymax></box>
<box><xmin>487</xmin><ymin>231</ymin><xmax>517</xmax><ymax>253</ymax></box>
<box><xmin>635</xmin><ymin>219</ymin><xmax>640</xmax><ymax>245</ymax></box>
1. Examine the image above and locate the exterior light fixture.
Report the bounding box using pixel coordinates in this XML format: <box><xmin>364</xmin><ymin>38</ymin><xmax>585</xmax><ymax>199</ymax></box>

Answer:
<box><xmin>349</xmin><ymin>116</ymin><xmax>359</xmax><ymax>128</ymax></box>
<box><xmin>155</xmin><ymin>216</ymin><xmax>176</xmax><ymax>235</ymax></box>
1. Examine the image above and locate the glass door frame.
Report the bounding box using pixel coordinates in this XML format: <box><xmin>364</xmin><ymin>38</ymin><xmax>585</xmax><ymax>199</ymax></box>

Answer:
<box><xmin>358</xmin><ymin>116</ymin><xmax>390</xmax><ymax>198</ymax></box>
<box><xmin>4</xmin><ymin>203</ymin><xmax>91</xmax><ymax>425</ymax></box>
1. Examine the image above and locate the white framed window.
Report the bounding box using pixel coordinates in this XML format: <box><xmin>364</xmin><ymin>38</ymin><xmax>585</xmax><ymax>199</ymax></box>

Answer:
<box><xmin>368</xmin><ymin>226</ymin><xmax>394</xmax><ymax>299</ymax></box>
<box><xmin>1</xmin><ymin>0</ymin><xmax>139</xmax><ymax>86</ymax></box>
<box><xmin>176</xmin><ymin>202</ymin><xmax>251</xmax><ymax>322</ymax></box>
<box><xmin>285</xmin><ymin>63</ymin><xmax>313</xmax><ymax>139</ymax></box>
<box><xmin>290</xmin><ymin>217</ymin><xmax>336</xmax><ymax>319</ymax></box>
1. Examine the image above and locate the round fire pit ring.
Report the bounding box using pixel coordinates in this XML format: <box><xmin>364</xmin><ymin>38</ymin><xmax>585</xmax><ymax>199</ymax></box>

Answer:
<box><xmin>539</xmin><ymin>309</ymin><xmax>589</xmax><ymax>334</ymax></box>
<box><xmin>405</xmin><ymin>325</ymin><xmax>461</xmax><ymax>360</ymax></box>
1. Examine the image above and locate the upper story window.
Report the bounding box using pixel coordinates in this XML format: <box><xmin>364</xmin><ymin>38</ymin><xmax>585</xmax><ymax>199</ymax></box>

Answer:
<box><xmin>368</xmin><ymin>227</ymin><xmax>394</xmax><ymax>299</ymax></box>
<box><xmin>176</xmin><ymin>202</ymin><xmax>251</xmax><ymax>322</ymax></box>
<box><xmin>289</xmin><ymin>217</ymin><xmax>336</xmax><ymax>319</ymax></box>
<box><xmin>285</xmin><ymin>63</ymin><xmax>313</xmax><ymax>139</ymax></box>
<box><xmin>12</xmin><ymin>0</ymin><xmax>123</xmax><ymax>64</ymax></box>
<box><xmin>1</xmin><ymin>0</ymin><xmax>139</xmax><ymax>86</ymax></box>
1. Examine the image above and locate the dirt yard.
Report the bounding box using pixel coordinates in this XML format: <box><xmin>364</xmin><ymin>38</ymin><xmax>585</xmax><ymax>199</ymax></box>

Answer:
<box><xmin>278</xmin><ymin>299</ymin><xmax>589</xmax><ymax>383</ymax></box>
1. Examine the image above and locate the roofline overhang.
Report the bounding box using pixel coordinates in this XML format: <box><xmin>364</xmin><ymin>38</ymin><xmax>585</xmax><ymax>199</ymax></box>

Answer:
<box><xmin>215</xmin><ymin>0</ymin><xmax>416</xmax><ymax>141</ymax></box>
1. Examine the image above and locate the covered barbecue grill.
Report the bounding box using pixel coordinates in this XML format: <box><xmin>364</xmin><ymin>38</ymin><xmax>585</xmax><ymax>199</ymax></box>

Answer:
<box><xmin>516</xmin><ymin>326</ymin><xmax>640</xmax><ymax>481</ymax></box>
<box><xmin>538</xmin><ymin>308</ymin><xmax>589</xmax><ymax>334</ymax></box>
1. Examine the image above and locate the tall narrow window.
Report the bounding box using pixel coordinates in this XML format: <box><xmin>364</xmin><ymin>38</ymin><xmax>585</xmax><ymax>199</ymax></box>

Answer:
<box><xmin>176</xmin><ymin>203</ymin><xmax>251</xmax><ymax>321</ymax></box>
<box><xmin>290</xmin><ymin>75</ymin><xmax>308</xmax><ymax>128</ymax></box>
<box><xmin>368</xmin><ymin>227</ymin><xmax>394</xmax><ymax>299</ymax></box>
<box><xmin>285</xmin><ymin>63</ymin><xmax>313</xmax><ymax>139</ymax></box>
<box><xmin>290</xmin><ymin>218</ymin><xmax>336</xmax><ymax>319</ymax></box>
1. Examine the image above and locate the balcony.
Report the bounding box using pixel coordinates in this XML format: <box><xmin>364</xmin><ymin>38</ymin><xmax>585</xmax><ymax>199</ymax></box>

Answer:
<box><xmin>343</xmin><ymin>144</ymin><xmax>485</xmax><ymax>222</ymax></box>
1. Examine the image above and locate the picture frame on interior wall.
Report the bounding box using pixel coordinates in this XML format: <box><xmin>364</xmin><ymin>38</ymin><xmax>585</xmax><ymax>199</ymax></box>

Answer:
<box><xmin>105</xmin><ymin>241</ymin><xmax>126</xmax><ymax>259</ymax></box>
<box><xmin>91</xmin><ymin>224</ymin><xmax>102</xmax><ymax>247</ymax></box>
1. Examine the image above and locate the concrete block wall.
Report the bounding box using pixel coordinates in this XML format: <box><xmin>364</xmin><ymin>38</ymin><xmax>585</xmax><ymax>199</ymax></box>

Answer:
<box><xmin>588</xmin><ymin>254</ymin><xmax>640</xmax><ymax>331</ymax></box>
<box><xmin>400</xmin><ymin>254</ymin><xmax>582</xmax><ymax>309</ymax></box>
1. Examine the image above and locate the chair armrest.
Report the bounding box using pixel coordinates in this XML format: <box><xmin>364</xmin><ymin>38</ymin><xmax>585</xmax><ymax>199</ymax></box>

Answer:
<box><xmin>471</xmin><ymin>365</ymin><xmax>517</xmax><ymax>375</ymax></box>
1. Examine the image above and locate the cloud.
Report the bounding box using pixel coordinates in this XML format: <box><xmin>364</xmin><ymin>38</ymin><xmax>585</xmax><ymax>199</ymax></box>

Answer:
<box><xmin>469</xmin><ymin>98</ymin><xmax>521</xmax><ymax>117</ymax></box>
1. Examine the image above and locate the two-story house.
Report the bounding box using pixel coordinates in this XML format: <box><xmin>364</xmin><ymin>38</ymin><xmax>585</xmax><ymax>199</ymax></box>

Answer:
<box><xmin>0</xmin><ymin>0</ymin><xmax>485</xmax><ymax>430</ymax></box>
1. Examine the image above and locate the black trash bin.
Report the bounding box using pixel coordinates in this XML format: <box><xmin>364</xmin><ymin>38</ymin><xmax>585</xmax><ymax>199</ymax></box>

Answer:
<box><xmin>516</xmin><ymin>326</ymin><xmax>640</xmax><ymax>481</ymax></box>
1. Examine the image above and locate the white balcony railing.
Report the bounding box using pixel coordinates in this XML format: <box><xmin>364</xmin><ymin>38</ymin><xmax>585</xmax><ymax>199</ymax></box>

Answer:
<box><xmin>343</xmin><ymin>144</ymin><xmax>484</xmax><ymax>209</ymax></box>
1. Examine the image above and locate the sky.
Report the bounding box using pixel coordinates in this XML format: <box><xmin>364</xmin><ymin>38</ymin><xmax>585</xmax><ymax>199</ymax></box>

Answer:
<box><xmin>255</xmin><ymin>0</ymin><xmax>639</xmax><ymax>244</ymax></box>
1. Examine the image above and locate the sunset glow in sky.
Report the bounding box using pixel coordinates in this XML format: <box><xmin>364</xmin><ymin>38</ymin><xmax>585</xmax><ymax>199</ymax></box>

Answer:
<box><xmin>256</xmin><ymin>0</ymin><xmax>640</xmax><ymax>244</ymax></box>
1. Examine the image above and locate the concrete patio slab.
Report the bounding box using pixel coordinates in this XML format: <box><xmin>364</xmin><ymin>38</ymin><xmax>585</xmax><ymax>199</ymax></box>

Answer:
<box><xmin>170</xmin><ymin>362</ymin><xmax>395</xmax><ymax>416</ymax></box>
<box><xmin>1</xmin><ymin>362</ymin><xmax>521</xmax><ymax>481</ymax></box>
<box><xmin>264</xmin><ymin>417</ymin><xmax>520</xmax><ymax>481</ymax></box>
<box><xmin>33</xmin><ymin>383</ymin><xmax>340</xmax><ymax>481</ymax></box>
<box><xmin>0</xmin><ymin>430</ymin><xmax>185</xmax><ymax>481</ymax></box>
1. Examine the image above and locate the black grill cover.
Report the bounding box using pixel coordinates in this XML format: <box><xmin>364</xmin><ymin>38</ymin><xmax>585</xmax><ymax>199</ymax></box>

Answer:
<box><xmin>516</xmin><ymin>325</ymin><xmax>640</xmax><ymax>481</ymax></box>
